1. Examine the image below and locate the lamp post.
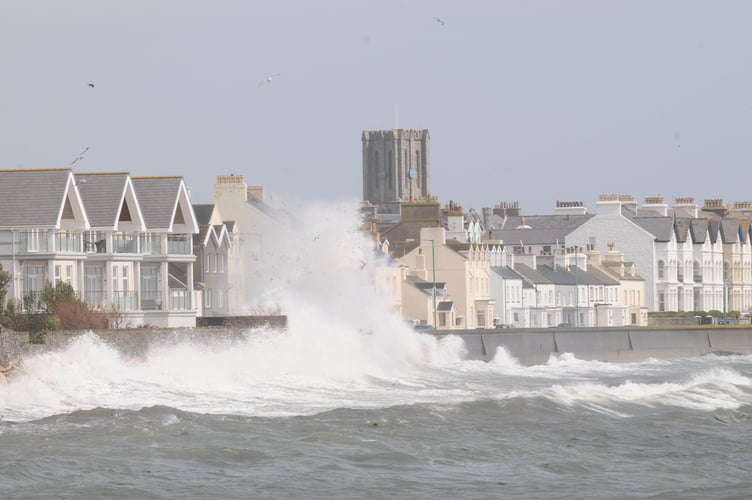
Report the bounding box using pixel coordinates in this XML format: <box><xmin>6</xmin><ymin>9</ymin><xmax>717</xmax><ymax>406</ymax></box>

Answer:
<box><xmin>574</xmin><ymin>246</ymin><xmax>579</xmax><ymax>327</ymax></box>
<box><xmin>723</xmin><ymin>261</ymin><xmax>728</xmax><ymax>322</ymax></box>
<box><xmin>430</xmin><ymin>239</ymin><xmax>437</xmax><ymax>329</ymax></box>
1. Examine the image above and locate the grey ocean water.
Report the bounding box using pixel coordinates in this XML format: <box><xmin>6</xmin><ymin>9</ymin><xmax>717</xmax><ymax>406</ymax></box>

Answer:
<box><xmin>2</xmin><ymin>205</ymin><xmax>752</xmax><ymax>499</ymax></box>
<box><xmin>1</xmin><ymin>331</ymin><xmax>752</xmax><ymax>500</ymax></box>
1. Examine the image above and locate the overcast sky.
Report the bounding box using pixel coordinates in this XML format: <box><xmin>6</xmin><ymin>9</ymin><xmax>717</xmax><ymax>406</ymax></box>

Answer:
<box><xmin>3</xmin><ymin>1</ymin><xmax>751</xmax><ymax>215</ymax></box>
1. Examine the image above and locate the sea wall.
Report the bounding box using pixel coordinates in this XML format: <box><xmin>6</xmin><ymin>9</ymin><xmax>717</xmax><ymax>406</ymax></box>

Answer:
<box><xmin>0</xmin><ymin>327</ymin><xmax>264</xmax><ymax>364</ymax></box>
<box><xmin>435</xmin><ymin>327</ymin><xmax>752</xmax><ymax>365</ymax></box>
<box><xmin>4</xmin><ymin>325</ymin><xmax>752</xmax><ymax>369</ymax></box>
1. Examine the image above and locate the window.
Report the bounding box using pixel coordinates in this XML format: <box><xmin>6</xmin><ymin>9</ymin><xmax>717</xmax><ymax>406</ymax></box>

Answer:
<box><xmin>55</xmin><ymin>265</ymin><xmax>62</xmax><ymax>284</ymax></box>
<box><xmin>513</xmin><ymin>312</ymin><xmax>519</xmax><ymax>322</ymax></box>
<box><xmin>217</xmin><ymin>289</ymin><xmax>223</xmax><ymax>308</ymax></box>
<box><xmin>25</xmin><ymin>229</ymin><xmax>41</xmax><ymax>252</ymax></box>
<box><xmin>657</xmin><ymin>260</ymin><xmax>665</xmax><ymax>279</ymax></box>
<box><xmin>205</xmin><ymin>289</ymin><xmax>212</xmax><ymax>308</ymax></box>
<box><xmin>477</xmin><ymin>311</ymin><xmax>485</xmax><ymax>327</ymax></box>
<box><xmin>658</xmin><ymin>292</ymin><xmax>665</xmax><ymax>312</ymax></box>
<box><xmin>693</xmin><ymin>261</ymin><xmax>702</xmax><ymax>282</ymax></box>
<box><xmin>122</xmin><ymin>266</ymin><xmax>129</xmax><ymax>294</ymax></box>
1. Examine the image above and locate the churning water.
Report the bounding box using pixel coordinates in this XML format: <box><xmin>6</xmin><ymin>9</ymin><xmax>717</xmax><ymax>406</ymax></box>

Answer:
<box><xmin>2</xmin><ymin>200</ymin><xmax>752</xmax><ymax>498</ymax></box>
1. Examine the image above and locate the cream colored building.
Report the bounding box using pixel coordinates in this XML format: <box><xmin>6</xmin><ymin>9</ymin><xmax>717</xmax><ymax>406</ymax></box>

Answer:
<box><xmin>398</xmin><ymin>226</ymin><xmax>495</xmax><ymax>329</ymax></box>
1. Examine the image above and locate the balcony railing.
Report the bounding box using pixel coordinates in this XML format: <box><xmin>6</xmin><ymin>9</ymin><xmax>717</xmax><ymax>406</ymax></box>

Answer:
<box><xmin>140</xmin><ymin>234</ymin><xmax>161</xmax><ymax>255</ymax></box>
<box><xmin>113</xmin><ymin>291</ymin><xmax>138</xmax><ymax>311</ymax></box>
<box><xmin>55</xmin><ymin>231</ymin><xmax>82</xmax><ymax>252</ymax></box>
<box><xmin>167</xmin><ymin>234</ymin><xmax>192</xmax><ymax>255</ymax></box>
<box><xmin>113</xmin><ymin>233</ymin><xmax>138</xmax><ymax>254</ymax></box>
<box><xmin>18</xmin><ymin>230</ymin><xmax>49</xmax><ymax>254</ymax></box>
<box><xmin>168</xmin><ymin>289</ymin><xmax>190</xmax><ymax>310</ymax></box>
<box><xmin>84</xmin><ymin>290</ymin><xmax>108</xmax><ymax>308</ymax></box>
<box><xmin>141</xmin><ymin>291</ymin><xmax>163</xmax><ymax>311</ymax></box>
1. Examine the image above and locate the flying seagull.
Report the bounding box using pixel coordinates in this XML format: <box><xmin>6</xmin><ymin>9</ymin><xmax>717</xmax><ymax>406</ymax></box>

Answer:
<box><xmin>71</xmin><ymin>146</ymin><xmax>89</xmax><ymax>165</ymax></box>
<box><xmin>434</xmin><ymin>17</ymin><xmax>445</xmax><ymax>26</ymax></box>
<box><xmin>88</xmin><ymin>83</ymin><xmax>95</xmax><ymax>88</ymax></box>
<box><xmin>258</xmin><ymin>74</ymin><xmax>280</xmax><ymax>87</ymax></box>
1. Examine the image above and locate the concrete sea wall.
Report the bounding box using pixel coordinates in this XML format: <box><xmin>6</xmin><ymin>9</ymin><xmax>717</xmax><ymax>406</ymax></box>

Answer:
<box><xmin>436</xmin><ymin>327</ymin><xmax>752</xmax><ymax>365</ymax></box>
<box><xmin>3</xmin><ymin>325</ymin><xmax>752</xmax><ymax>369</ymax></box>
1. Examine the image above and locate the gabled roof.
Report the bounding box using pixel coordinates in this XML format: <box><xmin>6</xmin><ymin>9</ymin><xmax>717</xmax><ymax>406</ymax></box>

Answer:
<box><xmin>719</xmin><ymin>218</ymin><xmax>741</xmax><ymax>244</ymax></box>
<box><xmin>75</xmin><ymin>172</ymin><xmax>145</xmax><ymax>230</ymax></box>
<box><xmin>193</xmin><ymin>204</ymin><xmax>215</xmax><ymax>225</ymax></box>
<box><xmin>628</xmin><ymin>216</ymin><xmax>674</xmax><ymax>242</ymax></box>
<box><xmin>0</xmin><ymin>168</ymin><xmax>88</xmax><ymax>228</ymax></box>
<box><xmin>132</xmin><ymin>176</ymin><xmax>198</xmax><ymax>232</ymax></box>
<box><xmin>674</xmin><ymin>218</ymin><xmax>690</xmax><ymax>243</ymax></box>
<box><xmin>689</xmin><ymin>218</ymin><xmax>709</xmax><ymax>244</ymax></box>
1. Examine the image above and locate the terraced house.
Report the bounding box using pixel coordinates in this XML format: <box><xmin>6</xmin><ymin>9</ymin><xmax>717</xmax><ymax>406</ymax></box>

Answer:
<box><xmin>0</xmin><ymin>168</ymin><xmax>199</xmax><ymax>327</ymax></box>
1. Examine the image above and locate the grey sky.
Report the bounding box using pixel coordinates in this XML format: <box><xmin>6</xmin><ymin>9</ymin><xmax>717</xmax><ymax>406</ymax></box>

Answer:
<box><xmin>2</xmin><ymin>1</ymin><xmax>751</xmax><ymax>215</ymax></box>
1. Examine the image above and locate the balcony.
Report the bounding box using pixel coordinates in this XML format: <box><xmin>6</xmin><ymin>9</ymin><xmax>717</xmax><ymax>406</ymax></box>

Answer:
<box><xmin>168</xmin><ymin>288</ymin><xmax>190</xmax><ymax>310</ymax></box>
<box><xmin>113</xmin><ymin>233</ymin><xmax>138</xmax><ymax>254</ymax></box>
<box><xmin>18</xmin><ymin>230</ymin><xmax>49</xmax><ymax>255</ymax></box>
<box><xmin>167</xmin><ymin>234</ymin><xmax>192</xmax><ymax>255</ymax></box>
<box><xmin>113</xmin><ymin>291</ymin><xmax>138</xmax><ymax>311</ymax></box>
<box><xmin>55</xmin><ymin>231</ymin><xmax>82</xmax><ymax>253</ymax></box>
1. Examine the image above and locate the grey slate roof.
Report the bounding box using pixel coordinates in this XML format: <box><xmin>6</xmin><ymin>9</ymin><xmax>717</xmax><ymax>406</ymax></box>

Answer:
<box><xmin>75</xmin><ymin>172</ymin><xmax>130</xmax><ymax>228</ymax></box>
<box><xmin>437</xmin><ymin>301</ymin><xmax>454</xmax><ymax>311</ymax></box>
<box><xmin>492</xmin><ymin>266</ymin><xmax>524</xmax><ymax>280</ymax></box>
<box><xmin>492</xmin><ymin>214</ymin><xmax>592</xmax><ymax>245</ymax></box>
<box><xmin>628</xmin><ymin>216</ymin><xmax>674</xmax><ymax>242</ymax></box>
<box><xmin>0</xmin><ymin>168</ymin><xmax>72</xmax><ymax>227</ymax></box>
<box><xmin>514</xmin><ymin>263</ymin><xmax>553</xmax><ymax>284</ymax></box>
<box><xmin>192</xmin><ymin>204</ymin><xmax>215</xmax><ymax>225</ymax></box>
<box><xmin>719</xmin><ymin>218</ymin><xmax>741</xmax><ymax>244</ymax></box>
<box><xmin>132</xmin><ymin>177</ymin><xmax>183</xmax><ymax>229</ymax></box>
<box><xmin>689</xmin><ymin>218</ymin><xmax>709</xmax><ymax>244</ymax></box>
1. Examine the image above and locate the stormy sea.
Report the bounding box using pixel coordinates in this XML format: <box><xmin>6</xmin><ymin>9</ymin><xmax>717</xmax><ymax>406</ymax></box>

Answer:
<box><xmin>2</xmin><ymin>201</ymin><xmax>752</xmax><ymax>499</ymax></box>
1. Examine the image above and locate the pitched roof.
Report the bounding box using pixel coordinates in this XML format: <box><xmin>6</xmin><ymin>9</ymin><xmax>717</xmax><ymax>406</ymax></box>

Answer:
<box><xmin>0</xmin><ymin>168</ymin><xmax>74</xmax><ymax>226</ymax></box>
<box><xmin>513</xmin><ymin>263</ymin><xmax>553</xmax><ymax>284</ymax></box>
<box><xmin>689</xmin><ymin>218</ymin><xmax>709</xmax><ymax>244</ymax></box>
<box><xmin>193</xmin><ymin>204</ymin><xmax>215</xmax><ymax>225</ymax></box>
<box><xmin>629</xmin><ymin>216</ymin><xmax>674</xmax><ymax>242</ymax></box>
<box><xmin>492</xmin><ymin>214</ymin><xmax>591</xmax><ymax>245</ymax></box>
<box><xmin>492</xmin><ymin>266</ymin><xmax>524</xmax><ymax>280</ymax></box>
<box><xmin>131</xmin><ymin>177</ymin><xmax>183</xmax><ymax>229</ymax></box>
<box><xmin>75</xmin><ymin>172</ymin><xmax>134</xmax><ymax>228</ymax></box>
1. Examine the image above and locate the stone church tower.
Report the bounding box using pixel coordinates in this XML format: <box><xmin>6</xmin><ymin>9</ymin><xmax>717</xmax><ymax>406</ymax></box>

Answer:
<box><xmin>362</xmin><ymin>129</ymin><xmax>431</xmax><ymax>214</ymax></box>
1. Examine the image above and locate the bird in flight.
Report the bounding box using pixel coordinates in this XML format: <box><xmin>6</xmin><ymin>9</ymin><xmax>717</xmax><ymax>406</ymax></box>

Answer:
<box><xmin>434</xmin><ymin>17</ymin><xmax>445</xmax><ymax>26</ymax></box>
<box><xmin>258</xmin><ymin>74</ymin><xmax>280</xmax><ymax>87</ymax></box>
<box><xmin>71</xmin><ymin>146</ymin><xmax>89</xmax><ymax>165</ymax></box>
<box><xmin>88</xmin><ymin>83</ymin><xmax>95</xmax><ymax>88</ymax></box>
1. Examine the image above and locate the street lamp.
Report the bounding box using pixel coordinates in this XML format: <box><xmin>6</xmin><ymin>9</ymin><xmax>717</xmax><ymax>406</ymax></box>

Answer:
<box><xmin>574</xmin><ymin>246</ymin><xmax>579</xmax><ymax>327</ymax></box>
<box><xmin>429</xmin><ymin>239</ymin><xmax>437</xmax><ymax>329</ymax></box>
